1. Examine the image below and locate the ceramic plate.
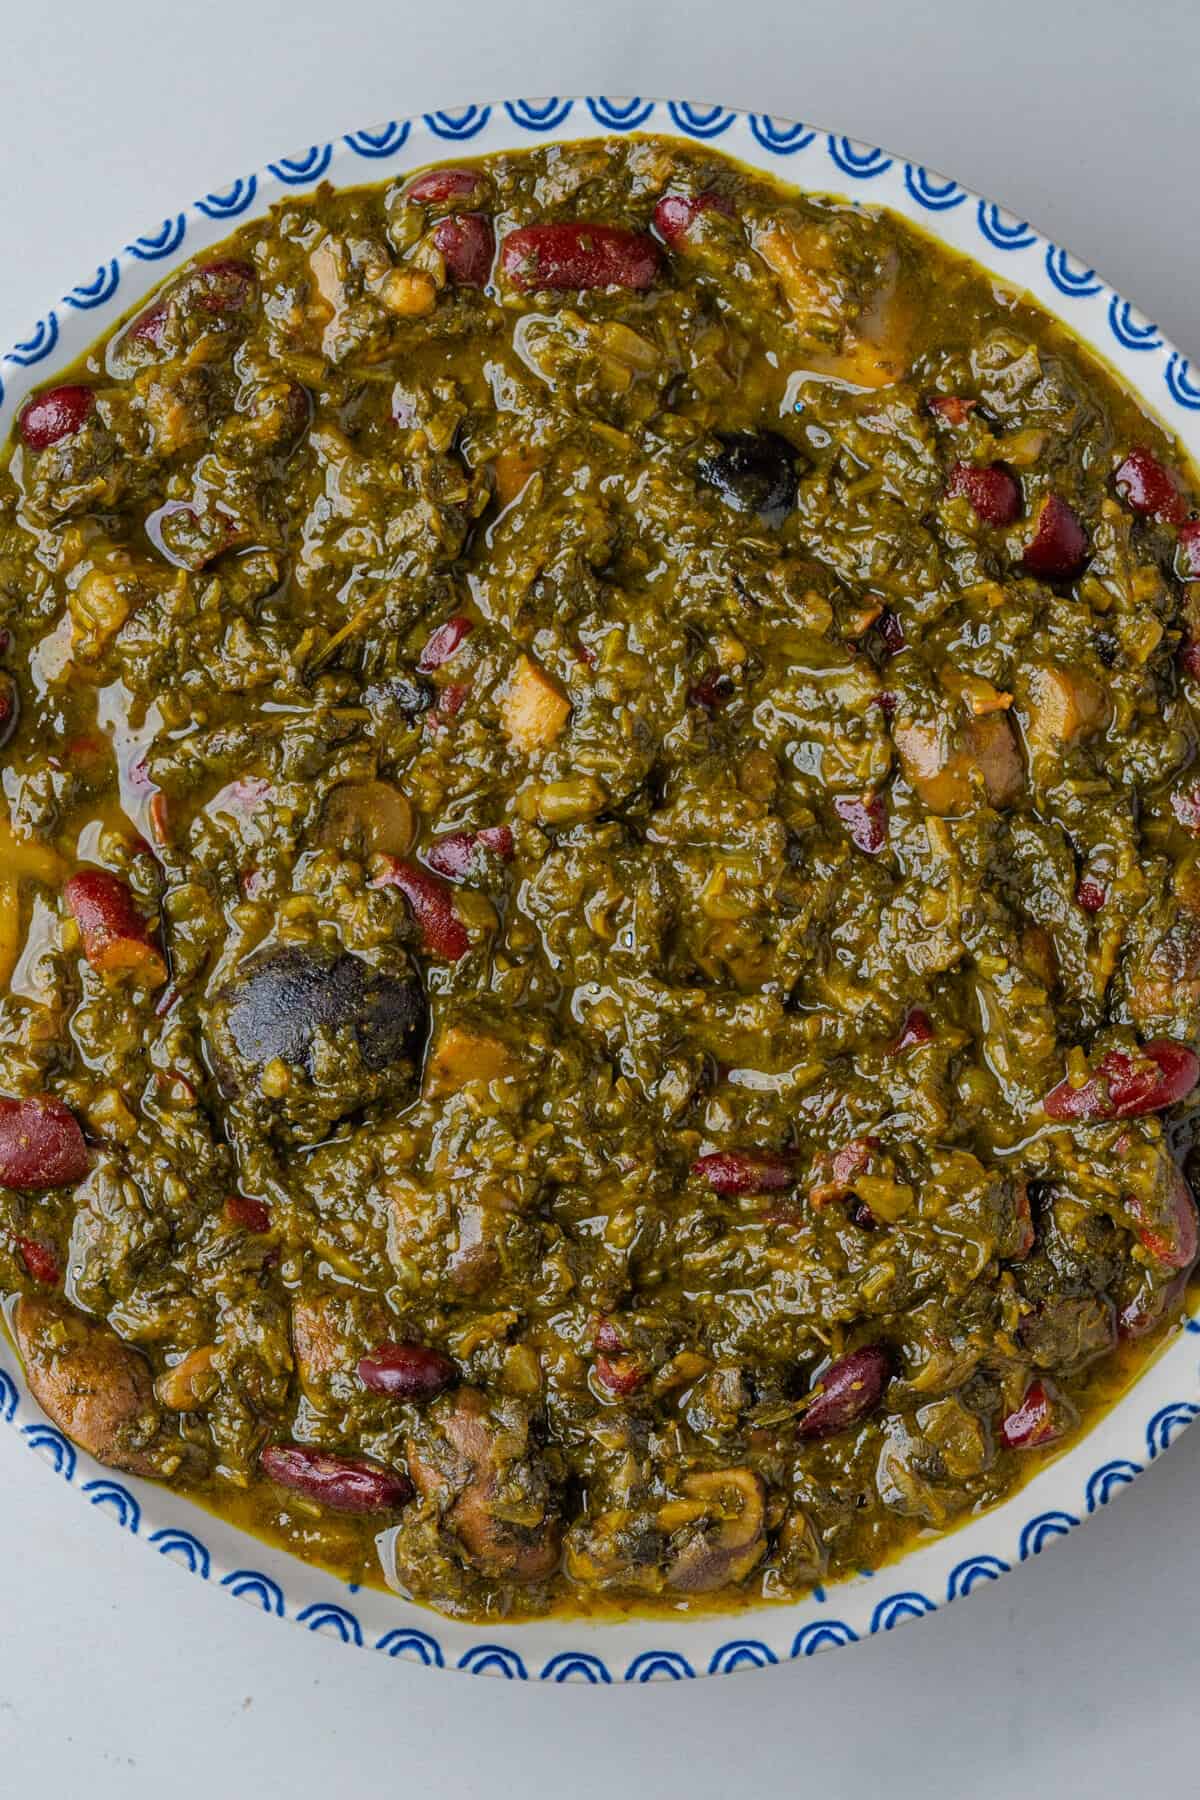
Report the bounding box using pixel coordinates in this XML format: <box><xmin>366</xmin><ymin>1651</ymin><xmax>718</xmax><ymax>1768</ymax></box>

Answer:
<box><xmin>2</xmin><ymin>97</ymin><xmax>1198</xmax><ymax>1683</ymax></box>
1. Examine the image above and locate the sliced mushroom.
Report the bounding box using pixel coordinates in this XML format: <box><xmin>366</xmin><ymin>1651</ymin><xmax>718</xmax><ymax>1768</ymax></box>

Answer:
<box><xmin>12</xmin><ymin>1294</ymin><xmax>163</xmax><ymax>1476</ymax></box>
<box><xmin>663</xmin><ymin>1467</ymin><xmax>767</xmax><ymax>1594</ymax></box>
<box><xmin>406</xmin><ymin>1388</ymin><xmax>561</xmax><ymax>1583</ymax></box>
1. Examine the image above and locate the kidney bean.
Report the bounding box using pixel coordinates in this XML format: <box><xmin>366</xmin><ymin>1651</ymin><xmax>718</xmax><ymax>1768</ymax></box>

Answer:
<box><xmin>18</xmin><ymin>384</ymin><xmax>95</xmax><ymax>450</ymax></box>
<box><xmin>405</xmin><ymin>165</ymin><xmax>485</xmax><ymax>206</ymax></box>
<box><xmin>1021</xmin><ymin>494</ymin><xmax>1089</xmax><ymax>579</ymax></box>
<box><xmin>418</xmin><ymin>614</ymin><xmax>473</xmax><ymax>670</ymax></box>
<box><xmin>127</xmin><ymin>300</ymin><xmax>167</xmax><ymax>347</ymax></box>
<box><xmin>1119</xmin><ymin>1269</ymin><xmax>1189</xmax><ymax>1340</ymax></box>
<box><xmin>1172</xmin><ymin>786</ymin><xmax>1200</xmax><ymax>836</ymax></box>
<box><xmin>947</xmin><ymin>460</ymin><xmax>1021</xmax><ymax>525</ymax></box>
<box><xmin>1043</xmin><ymin>1039</ymin><xmax>1199</xmax><ymax>1122</ymax></box>
<box><xmin>260</xmin><ymin>1443</ymin><xmax>413</xmax><ymax>1512</ymax></box>
<box><xmin>1127</xmin><ymin>1167</ymin><xmax>1199</xmax><ymax>1270</ymax></box>
<box><xmin>1114</xmin><ymin>446</ymin><xmax>1188</xmax><ymax>524</ymax></box>
<box><xmin>652</xmin><ymin>190</ymin><xmax>733</xmax><ymax>248</ymax></box>
<box><xmin>435</xmin><ymin>681</ymin><xmax>469</xmax><ymax>721</ymax></box>
<box><xmin>424</xmin><ymin>825</ymin><xmax>514</xmax><ymax>882</ymax></box>
<box><xmin>927</xmin><ymin>395</ymin><xmax>977</xmax><ymax>426</ymax></box>
<box><xmin>500</xmin><ymin>223</ymin><xmax>660</xmax><ymax>292</ymax></box>
<box><xmin>688</xmin><ymin>668</ymin><xmax>735</xmax><ymax>711</ymax></box>
<box><xmin>1177</xmin><ymin>521</ymin><xmax>1200</xmax><ymax>579</ymax></box>
<box><xmin>223</xmin><ymin>1193</ymin><xmax>271</xmax><ymax>1234</ymax></box>
<box><xmin>16</xmin><ymin>1236</ymin><xmax>59</xmax><ymax>1285</ymax></box>
<box><xmin>358</xmin><ymin>1341</ymin><xmax>459</xmax><ymax>1401</ymax></box>
<box><xmin>431</xmin><ymin>214</ymin><xmax>495</xmax><ymax>286</ymax></box>
<box><xmin>798</xmin><ymin>1345</ymin><xmax>890</xmax><ymax>1440</ymax></box>
<box><xmin>833</xmin><ymin>792</ymin><xmax>888</xmax><ymax>854</ymax></box>
<box><xmin>595</xmin><ymin>1353</ymin><xmax>645</xmax><ymax>1396</ymax></box>
<box><xmin>65</xmin><ymin>869</ymin><xmax>167</xmax><ymax>985</ymax></box>
<box><xmin>999</xmin><ymin>1380</ymin><xmax>1061</xmax><ymax>1449</ymax></box>
<box><xmin>810</xmin><ymin>1136</ymin><xmax>880</xmax><ymax>1206</ymax></box>
<box><xmin>0</xmin><ymin>1096</ymin><xmax>90</xmax><ymax>1189</ymax></box>
<box><xmin>876</xmin><ymin>609</ymin><xmax>906</xmax><ymax>656</ymax></box>
<box><xmin>1076</xmin><ymin>876</ymin><xmax>1107</xmax><ymax>913</ymax></box>
<box><xmin>0</xmin><ymin>672</ymin><xmax>18</xmax><ymax>751</ymax></box>
<box><xmin>593</xmin><ymin>1318</ymin><xmax>626</xmax><ymax>1355</ymax></box>
<box><xmin>1010</xmin><ymin>1179</ymin><xmax>1036</xmax><ymax>1260</ymax></box>
<box><xmin>1180</xmin><ymin>638</ymin><xmax>1200</xmax><ymax>680</ymax></box>
<box><xmin>692</xmin><ymin>1150</ymin><xmax>796</xmax><ymax>1196</ymax></box>
<box><xmin>184</xmin><ymin>258</ymin><xmax>257</xmax><ymax>314</ymax></box>
<box><xmin>890</xmin><ymin>1007</ymin><xmax>934</xmax><ymax>1053</ymax></box>
<box><xmin>370</xmin><ymin>857</ymin><xmax>469</xmax><ymax>960</ymax></box>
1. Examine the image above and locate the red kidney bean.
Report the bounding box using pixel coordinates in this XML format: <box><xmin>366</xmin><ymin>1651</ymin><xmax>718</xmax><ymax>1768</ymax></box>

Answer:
<box><xmin>810</xmin><ymin>1137</ymin><xmax>880</xmax><ymax>1206</ymax></box>
<box><xmin>435</xmin><ymin>681</ymin><xmax>469</xmax><ymax>721</ymax></box>
<box><xmin>418</xmin><ymin>615</ymin><xmax>473</xmax><ymax>670</ymax></box>
<box><xmin>652</xmin><ymin>190</ymin><xmax>733</xmax><ymax>248</ymax></box>
<box><xmin>798</xmin><ymin>1345</ymin><xmax>890</xmax><ymax>1440</ymax></box>
<box><xmin>692</xmin><ymin>1150</ymin><xmax>796</xmax><ymax>1196</ymax></box>
<box><xmin>1119</xmin><ymin>1269</ymin><xmax>1189</xmax><ymax>1340</ymax></box>
<box><xmin>371</xmin><ymin>857</ymin><xmax>469</xmax><ymax>960</ymax></box>
<box><xmin>1021</xmin><ymin>494</ymin><xmax>1089</xmax><ymax>578</ymax></box>
<box><xmin>593</xmin><ymin>1318</ymin><xmax>625</xmax><ymax>1355</ymax></box>
<box><xmin>184</xmin><ymin>258</ymin><xmax>257</xmax><ymax>314</ymax></box>
<box><xmin>871</xmin><ymin>691</ymin><xmax>897</xmax><ymax>720</ymax></box>
<box><xmin>947</xmin><ymin>460</ymin><xmax>1021</xmax><ymax>525</ymax></box>
<box><xmin>65</xmin><ymin>869</ymin><xmax>166</xmax><ymax>984</ymax></box>
<box><xmin>1076</xmin><ymin>876</ymin><xmax>1107</xmax><ymax>913</ymax></box>
<box><xmin>0</xmin><ymin>672</ymin><xmax>18</xmax><ymax>751</ymax></box>
<box><xmin>18</xmin><ymin>385</ymin><xmax>96</xmax><ymax>450</ymax></box>
<box><xmin>423</xmin><ymin>825</ymin><xmax>514</xmax><ymax>882</ymax></box>
<box><xmin>1042</xmin><ymin>1039</ymin><xmax>1200</xmax><ymax>1122</ymax></box>
<box><xmin>876</xmin><ymin>609</ymin><xmax>906</xmax><ymax>656</ymax></box>
<box><xmin>999</xmin><ymin>1380</ymin><xmax>1060</xmax><ymax>1449</ymax></box>
<box><xmin>260</xmin><ymin>1443</ymin><xmax>413</xmax><ymax>1512</ymax></box>
<box><xmin>1177</xmin><ymin>521</ymin><xmax>1200</xmax><ymax>579</ymax></box>
<box><xmin>688</xmin><ymin>668</ymin><xmax>735</xmax><ymax>711</ymax></box>
<box><xmin>927</xmin><ymin>395</ymin><xmax>977</xmax><ymax>426</ymax></box>
<box><xmin>16</xmin><ymin>1237</ymin><xmax>59</xmax><ymax>1285</ymax></box>
<box><xmin>224</xmin><ymin>1193</ymin><xmax>271</xmax><ymax>1233</ymax></box>
<box><xmin>357</xmin><ymin>1341</ymin><xmax>459</xmax><ymax>1401</ymax></box>
<box><xmin>501</xmin><ymin>223</ymin><xmax>660</xmax><ymax>292</ymax></box>
<box><xmin>833</xmin><ymin>793</ymin><xmax>888</xmax><ymax>854</ymax></box>
<box><xmin>1114</xmin><ymin>446</ymin><xmax>1188</xmax><ymax>524</ymax></box>
<box><xmin>127</xmin><ymin>300</ymin><xmax>167</xmax><ymax>347</ymax></box>
<box><xmin>431</xmin><ymin>214</ymin><xmax>495</xmax><ymax>286</ymax></box>
<box><xmin>1010</xmin><ymin>1180</ymin><xmax>1036</xmax><ymax>1260</ymax></box>
<box><xmin>0</xmin><ymin>1097</ymin><xmax>90</xmax><ymax>1189</ymax></box>
<box><xmin>1126</xmin><ymin>1167</ymin><xmax>1199</xmax><ymax>1270</ymax></box>
<box><xmin>1172</xmin><ymin>786</ymin><xmax>1200</xmax><ymax>836</ymax></box>
<box><xmin>890</xmin><ymin>1008</ymin><xmax>934</xmax><ymax>1053</ymax></box>
<box><xmin>1179</xmin><ymin>638</ymin><xmax>1200</xmax><ymax>680</ymax></box>
<box><xmin>405</xmin><ymin>166</ymin><xmax>485</xmax><ymax>206</ymax></box>
<box><xmin>595</xmin><ymin>1353</ymin><xmax>645</xmax><ymax>1397</ymax></box>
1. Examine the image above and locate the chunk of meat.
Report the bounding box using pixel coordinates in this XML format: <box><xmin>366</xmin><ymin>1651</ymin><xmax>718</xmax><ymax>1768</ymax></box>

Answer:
<box><xmin>292</xmin><ymin>1291</ymin><xmax>388</xmax><ymax>1410</ymax></box>
<box><xmin>406</xmin><ymin>1389</ymin><xmax>561</xmax><ymax>1582</ymax></box>
<box><xmin>12</xmin><ymin>1294</ymin><xmax>162</xmax><ymax>1476</ymax></box>
<box><xmin>893</xmin><ymin>710</ymin><xmax>1023</xmax><ymax>812</ymax></box>
<box><xmin>663</xmin><ymin>1468</ymin><xmax>767</xmax><ymax>1594</ymax></box>
<box><xmin>501</xmin><ymin>655</ymin><xmax>570</xmax><ymax>751</ymax></box>
<box><xmin>423</xmin><ymin>1023</ymin><xmax>516</xmax><ymax>1097</ymax></box>
<box><xmin>1020</xmin><ymin>664</ymin><xmax>1108</xmax><ymax>757</ymax></box>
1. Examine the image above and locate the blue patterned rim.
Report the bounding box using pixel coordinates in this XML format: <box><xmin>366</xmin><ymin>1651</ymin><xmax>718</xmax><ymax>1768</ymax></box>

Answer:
<box><xmin>2</xmin><ymin>98</ymin><xmax>1199</xmax><ymax>1683</ymax></box>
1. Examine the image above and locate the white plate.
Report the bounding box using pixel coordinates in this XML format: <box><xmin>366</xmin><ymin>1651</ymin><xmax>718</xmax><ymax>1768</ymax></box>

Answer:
<box><xmin>2</xmin><ymin>96</ymin><xmax>1198</xmax><ymax>1683</ymax></box>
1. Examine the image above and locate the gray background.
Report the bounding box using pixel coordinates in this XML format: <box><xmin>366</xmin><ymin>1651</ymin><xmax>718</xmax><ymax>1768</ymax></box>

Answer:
<box><xmin>2</xmin><ymin>3</ymin><xmax>1198</xmax><ymax>1793</ymax></box>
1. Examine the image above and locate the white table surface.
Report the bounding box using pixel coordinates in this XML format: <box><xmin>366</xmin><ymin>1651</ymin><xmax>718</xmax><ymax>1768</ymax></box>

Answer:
<box><xmin>2</xmin><ymin>4</ymin><xmax>1199</xmax><ymax>1793</ymax></box>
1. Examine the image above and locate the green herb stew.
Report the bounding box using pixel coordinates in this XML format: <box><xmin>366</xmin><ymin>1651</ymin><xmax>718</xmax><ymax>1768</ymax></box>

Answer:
<box><xmin>2</xmin><ymin>135</ymin><xmax>1200</xmax><ymax>1622</ymax></box>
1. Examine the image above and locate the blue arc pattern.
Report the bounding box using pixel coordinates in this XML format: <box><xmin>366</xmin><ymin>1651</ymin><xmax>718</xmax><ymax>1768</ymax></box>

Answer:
<box><xmin>3</xmin><ymin>103</ymin><xmax>1200</xmax><ymax>1678</ymax></box>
